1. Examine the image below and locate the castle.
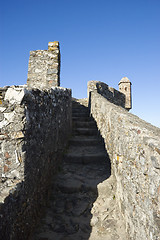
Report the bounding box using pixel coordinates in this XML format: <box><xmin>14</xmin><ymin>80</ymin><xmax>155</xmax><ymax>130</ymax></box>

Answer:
<box><xmin>0</xmin><ymin>42</ymin><xmax>159</xmax><ymax>240</ymax></box>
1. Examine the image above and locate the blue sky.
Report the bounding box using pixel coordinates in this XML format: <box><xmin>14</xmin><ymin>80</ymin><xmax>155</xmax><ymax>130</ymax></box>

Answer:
<box><xmin>0</xmin><ymin>0</ymin><xmax>160</xmax><ymax>127</ymax></box>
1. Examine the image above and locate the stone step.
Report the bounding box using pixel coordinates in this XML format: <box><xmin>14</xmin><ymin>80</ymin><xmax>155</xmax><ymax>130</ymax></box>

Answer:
<box><xmin>64</xmin><ymin>152</ymin><xmax>108</xmax><ymax>164</ymax></box>
<box><xmin>72</xmin><ymin>107</ymin><xmax>89</xmax><ymax>114</ymax></box>
<box><xmin>69</xmin><ymin>136</ymin><xmax>101</xmax><ymax>146</ymax></box>
<box><xmin>73</xmin><ymin>127</ymin><xmax>97</xmax><ymax>136</ymax></box>
<box><xmin>72</xmin><ymin>105</ymin><xmax>86</xmax><ymax>110</ymax></box>
<box><xmin>72</xmin><ymin>101</ymin><xmax>87</xmax><ymax>106</ymax></box>
<box><xmin>56</xmin><ymin>176</ymin><xmax>83</xmax><ymax>193</ymax></box>
<box><xmin>72</xmin><ymin>112</ymin><xmax>89</xmax><ymax>117</ymax></box>
<box><xmin>72</xmin><ymin>116</ymin><xmax>92</xmax><ymax>122</ymax></box>
<box><xmin>73</xmin><ymin>120</ymin><xmax>96</xmax><ymax>128</ymax></box>
<box><xmin>55</xmin><ymin>173</ymin><xmax>107</xmax><ymax>194</ymax></box>
<box><xmin>64</xmin><ymin>146</ymin><xmax>108</xmax><ymax>164</ymax></box>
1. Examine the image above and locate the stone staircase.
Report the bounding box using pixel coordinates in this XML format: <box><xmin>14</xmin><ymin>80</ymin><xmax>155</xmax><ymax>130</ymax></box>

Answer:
<box><xmin>30</xmin><ymin>99</ymin><xmax>126</xmax><ymax>240</ymax></box>
<box><xmin>66</xmin><ymin>101</ymin><xmax>109</xmax><ymax>165</ymax></box>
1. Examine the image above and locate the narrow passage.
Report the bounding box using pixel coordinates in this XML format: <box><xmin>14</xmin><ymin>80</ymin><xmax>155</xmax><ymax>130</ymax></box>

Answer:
<box><xmin>29</xmin><ymin>99</ymin><xmax>125</xmax><ymax>240</ymax></box>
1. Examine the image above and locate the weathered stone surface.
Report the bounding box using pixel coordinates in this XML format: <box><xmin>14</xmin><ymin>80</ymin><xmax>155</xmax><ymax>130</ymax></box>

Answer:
<box><xmin>0</xmin><ymin>112</ymin><xmax>4</xmax><ymax>121</ymax></box>
<box><xmin>27</xmin><ymin>41</ymin><xmax>60</xmax><ymax>89</ymax></box>
<box><xmin>4</xmin><ymin>86</ymin><xmax>25</xmax><ymax>104</ymax></box>
<box><xmin>89</xmin><ymin>90</ymin><xmax>160</xmax><ymax>240</ymax></box>
<box><xmin>88</xmin><ymin>81</ymin><xmax>126</xmax><ymax>109</ymax></box>
<box><xmin>0</xmin><ymin>85</ymin><xmax>72</xmax><ymax>240</ymax></box>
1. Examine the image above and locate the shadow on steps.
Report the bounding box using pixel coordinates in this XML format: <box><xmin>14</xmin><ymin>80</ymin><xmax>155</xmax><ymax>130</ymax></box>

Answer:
<box><xmin>29</xmin><ymin>162</ymin><xmax>111</xmax><ymax>240</ymax></box>
<box><xmin>29</xmin><ymin>99</ymin><xmax>112</xmax><ymax>240</ymax></box>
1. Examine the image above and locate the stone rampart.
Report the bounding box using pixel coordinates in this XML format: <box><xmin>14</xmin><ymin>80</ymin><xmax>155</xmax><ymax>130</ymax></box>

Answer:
<box><xmin>89</xmin><ymin>90</ymin><xmax>160</xmax><ymax>240</ymax></box>
<box><xmin>0</xmin><ymin>85</ymin><xmax>72</xmax><ymax>239</ymax></box>
<box><xmin>88</xmin><ymin>80</ymin><xmax>126</xmax><ymax>109</ymax></box>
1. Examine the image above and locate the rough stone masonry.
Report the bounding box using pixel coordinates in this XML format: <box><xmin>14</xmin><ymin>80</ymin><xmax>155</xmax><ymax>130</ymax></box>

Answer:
<box><xmin>0</xmin><ymin>85</ymin><xmax>72</xmax><ymax>239</ymax></box>
<box><xmin>27</xmin><ymin>41</ymin><xmax>60</xmax><ymax>89</ymax></box>
<box><xmin>88</xmin><ymin>86</ymin><xmax>160</xmax><ymax>240</ymax></box>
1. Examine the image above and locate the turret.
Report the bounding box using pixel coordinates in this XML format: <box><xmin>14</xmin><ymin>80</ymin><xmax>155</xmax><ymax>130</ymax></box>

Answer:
<box><xmin>118</xmin><ymin>77</ymin><xmax>132</xmax><ymax>111</ymax></box>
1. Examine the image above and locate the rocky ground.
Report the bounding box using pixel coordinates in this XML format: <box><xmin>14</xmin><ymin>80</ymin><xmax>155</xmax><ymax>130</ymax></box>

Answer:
<box><xmin>29</xmin><ymin>100</ymin><xmax>127</xmax><ymax>240</ymax></box>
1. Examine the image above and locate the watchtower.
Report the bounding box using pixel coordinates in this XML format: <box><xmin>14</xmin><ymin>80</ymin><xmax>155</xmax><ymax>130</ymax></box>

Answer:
<box><xmin>118</xmin><ymin>77</ymin><xmax>132</xmax><ymax>111</ymax></box>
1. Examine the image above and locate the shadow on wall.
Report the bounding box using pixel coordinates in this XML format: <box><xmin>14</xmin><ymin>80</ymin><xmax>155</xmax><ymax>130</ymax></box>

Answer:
<box><xmin>0</xmin><ymin>87</ymin><xmax>72</xmax><ymax>240</ymax></box>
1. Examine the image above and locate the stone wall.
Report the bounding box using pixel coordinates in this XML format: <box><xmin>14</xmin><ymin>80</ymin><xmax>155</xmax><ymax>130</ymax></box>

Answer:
<box><xmin>89</xmin><ymin>90</ymin><xmax>160</xmax><ymax>240</ymax></box>
<box><xmin>0</xmin><ymin>85</ymin><xmax>72</xmax><ymax>240</ymax></box>
<box><xmin>88</xmin><ymin>80</ymin><xmax>126</xmax><ymax>109</ymax></box>
<box><xmin>27</xmin><ymin>41</ymin><xmax>60</xmax><ymax>89</ymax></box>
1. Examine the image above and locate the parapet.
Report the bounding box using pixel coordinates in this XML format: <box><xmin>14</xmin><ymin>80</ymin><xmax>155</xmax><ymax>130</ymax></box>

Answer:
<box><xmin>88</xmin><ymin>81</ymin><xmax>126</xmax><ymax>109</ymax></box>
<box><xmin>88</xmin><ymin>78</ymin><xmax>132</xmax><ymax>111</ymax></box>
<box><xmin>27</xmin><ymin>41</ymin><xmax>60</xmax><ymax>89</ymax></box>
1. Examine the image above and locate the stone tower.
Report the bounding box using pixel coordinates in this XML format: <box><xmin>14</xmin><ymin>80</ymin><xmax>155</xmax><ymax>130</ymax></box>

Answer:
<box><xmin>27</xmin><ymin>41</ymin><xmax>60</xmax><ymax>89</ymax></box>
<box><xmin>118</xmin><ymin>77</ymin><xmax>132</xmax><ymax>110</ymax></box>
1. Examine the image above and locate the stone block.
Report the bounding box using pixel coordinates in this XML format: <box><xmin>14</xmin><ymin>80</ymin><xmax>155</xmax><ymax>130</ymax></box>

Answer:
<box><xmin>4</xmin><ymin>87</ymin><xmax>25</xmax><ymax>104</ymax></box>
<box><xmin>48</xmin><ymin>41</ymin><xmax>59</xmax><ymax>51</ymax></box>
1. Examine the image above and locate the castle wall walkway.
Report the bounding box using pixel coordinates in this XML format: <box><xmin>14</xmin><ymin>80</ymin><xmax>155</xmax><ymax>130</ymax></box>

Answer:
<box><xmin>89</xmin><ymin>90</ymin><xmax>160</xmax><ymax>240</ymax></box>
